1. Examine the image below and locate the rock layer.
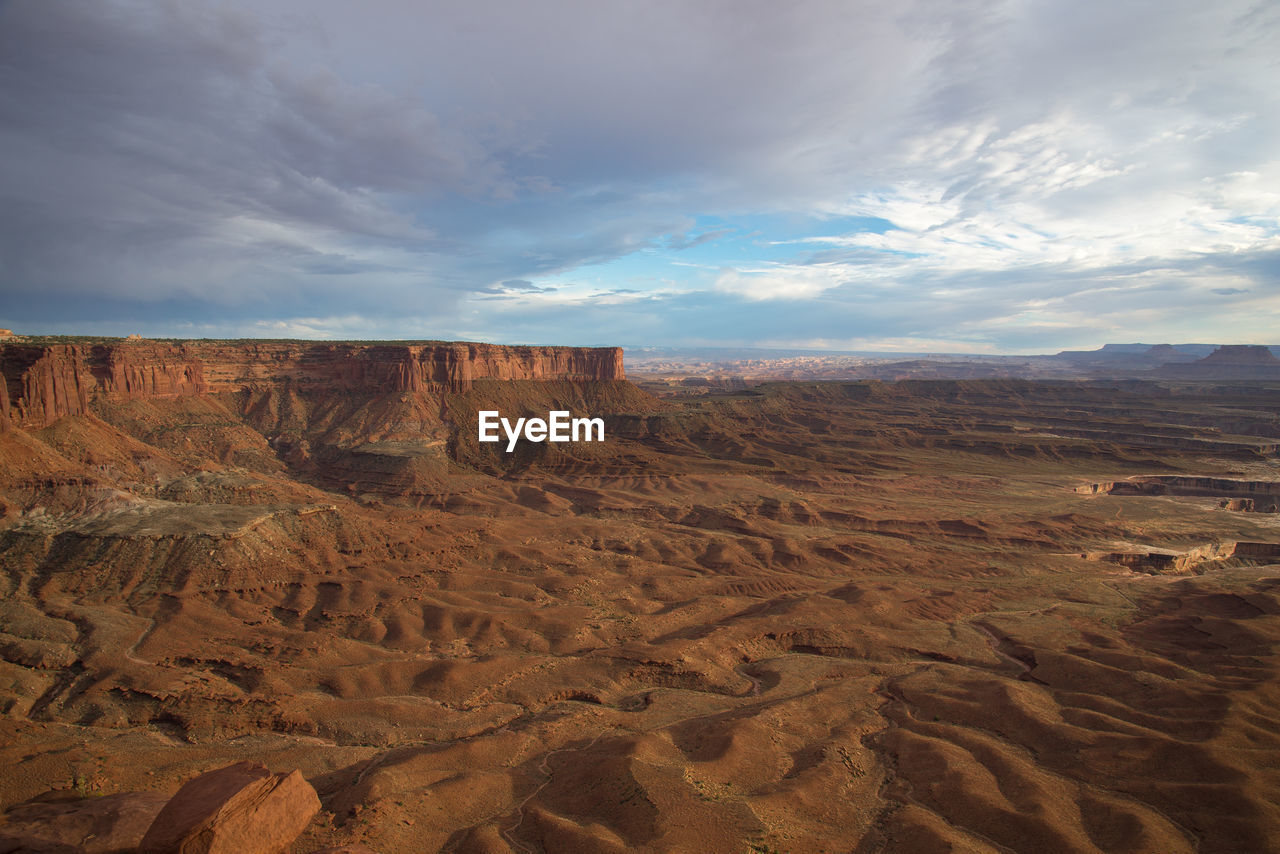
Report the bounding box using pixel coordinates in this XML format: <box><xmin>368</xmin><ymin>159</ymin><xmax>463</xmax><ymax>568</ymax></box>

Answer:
<box><xmin>0</xmin><ymin>340</ymin><xmax>625</xmax><ymax>427</ymax></box>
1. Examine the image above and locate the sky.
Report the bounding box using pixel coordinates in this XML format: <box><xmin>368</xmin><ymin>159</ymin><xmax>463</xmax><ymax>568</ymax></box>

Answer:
<box><xmin>1</xmin><ymin>0</ymin><xmax>1278</xmax><ymax>353</ymax></box>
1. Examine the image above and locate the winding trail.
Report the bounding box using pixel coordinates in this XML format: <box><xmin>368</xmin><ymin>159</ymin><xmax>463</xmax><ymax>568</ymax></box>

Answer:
<box><xmin>967</xmin><ymin>621</ymin><xmax>1034</xmax><ymax>677</ymax></box>
<box><xmin>500</xmin><ymin>729</ymin><xmax>614</xmax><ymax>854</ymax></box>
<box><xmin>124</xmin><ymin>616</ymin><xmax>157</xmax><ymax>667</ymax></box>
<box><xmin>734</xmin><ymin>661</ymin><xmax>764</xmax><ymax>696</ymax></box>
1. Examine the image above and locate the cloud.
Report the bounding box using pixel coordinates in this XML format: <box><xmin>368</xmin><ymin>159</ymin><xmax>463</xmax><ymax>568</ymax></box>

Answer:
<box><xmin>665</xmin><ymin>228</ymin><xmax>732</xmax><ymax>251</ymax></box>
<box><xmin>714</xmin><ymin>266</ymin><xmax>844</xmax><ymax>301</ymax></box>
<box><xmin>1</xmin><ymin>0</ymin><xmax>1277</xmax><ymax>349</ymax></box>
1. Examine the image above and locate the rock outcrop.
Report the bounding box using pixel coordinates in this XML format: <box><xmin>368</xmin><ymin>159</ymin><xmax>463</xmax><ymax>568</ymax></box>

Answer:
<box><xmin>1079</xmin><ymin>476</ymin><xmax>1280</xmax><ymax>498</ymax></box>
<box><xmin>1052</xmin><ymin>342</ymin><xmax>1204</xmax><ymax>370</ymax></box>
<box><xmin>0</xmin><ymin>340</ymin><xmax>625</xmax><ymax>427</ymax></box>
<box><xmin>1198</xmin><ymin>344</ymin><xmax>1280</xmax><ymax>365</ymax></box>
<box><xmin>1084</xmin><ymin>540</ymin><xmax>1280</xmax><ymax>574</ymax></box>
<box><xmin>137</xmin><ymin>761</ymin><xmax>321</xmax><ymax>854</ymax></box>
<box><xmin>1157</xmin><ymin>344</ymin><xmax>1280</xmax><ymax>379</ymax></box>
<box><xmin>0</xmin><ymin>764</ymin><xmax>328</xmax><ymax>854</ymax></box>
<box><xmin>1220</xmin><ymin>497</ymin><xmax>1255</xmax><ymax>511</ymax></box>
<box><xmin>0</xmin><ymin>369</ymin><xmax>9</xmax><ymax>431</ymax></box>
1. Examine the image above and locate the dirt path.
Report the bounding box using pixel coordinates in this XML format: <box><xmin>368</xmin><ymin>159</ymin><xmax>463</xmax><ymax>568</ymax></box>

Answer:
<box><xmin>123</xmin><ymin>616</ymin><xmax>156</xmax><ymax>667</ymax></box>
<box><xmin>968</xmin><ymin>621</ymin><xmax>1033</xmax><ymax>677</ymax></box>
<box><xmin>500</xmin><ymin>729</ymin><xmax>614</xmax><ymax>854</ymax></box>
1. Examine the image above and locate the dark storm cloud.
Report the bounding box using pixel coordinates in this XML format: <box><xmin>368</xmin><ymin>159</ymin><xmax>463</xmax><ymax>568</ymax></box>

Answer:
<box><xmin>0</xmin><ymin>0</ymin><xmax>509</xmax><ymax>316</ymax></box>
<box><xmin>0</xmin><ymin>1</ymin><xmax>932</xmax><ymax>303</ymax></box>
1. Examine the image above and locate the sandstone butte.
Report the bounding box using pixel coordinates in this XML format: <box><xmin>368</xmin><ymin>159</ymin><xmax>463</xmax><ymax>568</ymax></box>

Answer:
<box><xmin>0</xmin><ymin>339</ymin><xmax>625</xmax><ymax>429</ymax></box>
<box><xmin>1157</xmin><ymin>344</ymin><xmax>1280</xmax><ymax>379</ymax></box>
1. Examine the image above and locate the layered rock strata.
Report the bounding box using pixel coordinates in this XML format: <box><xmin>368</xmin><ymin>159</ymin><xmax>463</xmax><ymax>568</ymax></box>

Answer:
<box><xmin>0</xmin><ymin>340</ymin><xmax>624</xmax><ymax>427</ymax></box>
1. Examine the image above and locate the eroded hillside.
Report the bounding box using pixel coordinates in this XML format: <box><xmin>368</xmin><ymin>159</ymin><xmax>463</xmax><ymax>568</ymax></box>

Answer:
<box><xmin>3</xmin><ymin>341</ymin><xmax>1280</xmax><ymax>852</ymax></box>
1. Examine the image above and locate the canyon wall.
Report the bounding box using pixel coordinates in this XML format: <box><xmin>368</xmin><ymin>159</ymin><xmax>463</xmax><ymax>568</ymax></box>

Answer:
<box><xmin>1078</xmin><ymin>476</ymin><xmax>1280</xmax><ymax>497</ymax></box>
<box><xmin>0</xmin><ymin>340</ymin><xmax>625</xmax><ymax>427</ymax></box>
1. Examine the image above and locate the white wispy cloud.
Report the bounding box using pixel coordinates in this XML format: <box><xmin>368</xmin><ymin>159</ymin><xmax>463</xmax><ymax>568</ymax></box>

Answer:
<box><xmin>713</xmin><ymin>265</ymin><xmax>846</xmax><ymax>301</ymax></box>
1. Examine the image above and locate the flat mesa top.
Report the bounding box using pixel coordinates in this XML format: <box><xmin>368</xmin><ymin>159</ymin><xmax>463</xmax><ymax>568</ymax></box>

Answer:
<box><xmin>0</xmin><ymin>336</ymin><xmax>619</xmax><ymax>349</ymax></box>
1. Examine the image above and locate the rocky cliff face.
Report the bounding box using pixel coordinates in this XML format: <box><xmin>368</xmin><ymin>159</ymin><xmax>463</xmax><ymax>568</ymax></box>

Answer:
<box><xmin>0</xmin><ymin>340</ymin><xmax>625</xmax><ymax>427</ymax></box>
<box><xmin>1157</xmin><ymin>344</ymin><xmax>1280</xmax><ymax>379</ymax></box>
<box><xmin>1198</xmin><ymin>345</ymin><xmax>1280</xmax><ymax>365</ymax></box>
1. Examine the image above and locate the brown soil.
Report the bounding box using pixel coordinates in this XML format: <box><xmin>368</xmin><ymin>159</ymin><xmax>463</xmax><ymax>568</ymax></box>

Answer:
<box><xmin>3</xmin><ymin>374</ymin><xmax>1280</xmax><ymax>853</ymax></box>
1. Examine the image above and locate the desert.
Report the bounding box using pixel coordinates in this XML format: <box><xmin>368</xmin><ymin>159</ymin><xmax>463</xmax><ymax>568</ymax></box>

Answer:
<box><xmin>4</xmin><ymin>4</ymin><xmax>1279</xmax><ymax>851</ymax></box>
<box><xmin>2</xmin><ymin>337</ymin><xmax>1280</xmax><ymax>852</ymax></box>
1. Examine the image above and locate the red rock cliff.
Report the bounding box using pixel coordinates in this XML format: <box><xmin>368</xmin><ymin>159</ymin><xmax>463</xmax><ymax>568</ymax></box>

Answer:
<box><xmin>0</xmin><ymin>340</ymin><xmax>625</xmax><ymax>427</ymax></box>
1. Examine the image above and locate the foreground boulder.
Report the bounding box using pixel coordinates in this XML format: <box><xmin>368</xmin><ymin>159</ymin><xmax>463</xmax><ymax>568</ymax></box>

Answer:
<box><xmin>0</xmin><ymin>790</ymin><xmax>169</xmax><ymax>853</ymax></box>
<box><xmin>138</xmin><ymin>761</ymin><xmax>320</xmax><ymax>854</ymax></box>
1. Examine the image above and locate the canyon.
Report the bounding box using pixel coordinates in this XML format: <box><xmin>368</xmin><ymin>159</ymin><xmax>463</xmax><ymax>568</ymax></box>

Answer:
<box><xmin>2</xmin><ymin>338</ymin><xmax>1280</xmax><ymax>852</ymax></box>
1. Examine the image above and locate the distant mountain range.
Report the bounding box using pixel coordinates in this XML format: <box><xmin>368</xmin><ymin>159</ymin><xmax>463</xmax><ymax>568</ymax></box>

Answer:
<box><xmin>1053</xmin><ymin>343</ymin><xmax>1212</xmax><ymax>364</ymax></box>
<box><xmin>627</xmin><ymin>343</ymin><xmax>1280</xmax><ymax>362</ymax></box>
<box><xmin>1050</xmin><ymin>343</ymin><xmax>1280</xmax><ymax>376</ymax></box>
<box><xmin>625</xmin><ymin>343</ymin><xmax>1280</xmax><ymax>383</ymax></box>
